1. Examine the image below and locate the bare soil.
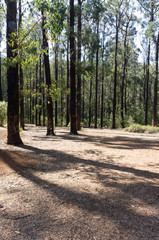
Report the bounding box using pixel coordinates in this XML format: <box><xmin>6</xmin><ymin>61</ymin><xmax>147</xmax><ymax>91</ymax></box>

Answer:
<box><xmin>0</xmin><ymin>125</ymin><xmax>159</xmax><ymax>240</ymax></box>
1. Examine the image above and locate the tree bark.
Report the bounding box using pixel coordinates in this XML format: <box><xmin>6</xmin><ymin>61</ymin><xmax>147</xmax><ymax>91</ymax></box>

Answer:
<box><xmin>55</xmin><ymin>42</ymin><xmax>58</xmax><ymax>126</ymax></box>
<box><xmin>145</xmin><ymin>40</ymin><xmax>150</xmax><ymax>125</ymax></box>
<box><xmin>95</xmin><ymin>20</ymin><xmax>99</xmax><ymax>128</ymax></box>
<box><xmin>121</xmin><ymin>23</ymin><xmax>128</xmax><ymax>128</ymax></box>
<box><xmin>66</xmin><ymin>33</ymin><xmax>70</xmax><ymax>126</ymax></box>
<box><xmin>60</xmin><ymin>52</ymin><xmax>64</xmax><ymax>126</ymax></box>
<box><xmin>89</xmin><ymin>77</ymin><xmax>92</xmax><ymax>128</ymax></box>
<box><xmin>6</xmin><ymin>0</ymin><xmax>23</xmax><ymax>144</ymax></box>
<box><xmin>70</xmin><ymin>0</ymin><xmax>77</xmax><ymax>134</ymax></box>
<box><xmin>152</xmin><ymin>32</ymin><xmax>159</xmax><ymax>126</ymax></box>
<box><xmin>41</xmin><ymin>11</ymin><xmax>54</xmax><ymax>135</ymax></box>
<box><xmin>112</xmin><ymin>16</ymin><xmax>119</xmax><ymax>129</ymax></box>
<box><xmin>39</xmin><ymin>57</ymin><xmax>42</xmax><ymax>126</ymax></box>
<box><xmin>42</xmin><ymin>58</ymin><xmax>46</xmax><ymax>126</ymax></box>
<box><xmin>18</xmin><ymin>0</ymin><xmax>24</xmax><ymax>130</ymax></box>
<box><xmin>145</xmin><ymin>1</ymin><xmax>154</xmax><ymax>125</ymax></box>
<box><xmin>101</xmin><ymin>26</ymin><xmax>105</xmax><ymax>128</ymax></box>
<box><xmin>35</xmin><ymin>63</ymin><xmax>38</xmax><ymax>126</ymax></box>
<box><xmin>77</xmin><ymin>0</ymin><xmax>82</xmax><ymax>130</ymax></box>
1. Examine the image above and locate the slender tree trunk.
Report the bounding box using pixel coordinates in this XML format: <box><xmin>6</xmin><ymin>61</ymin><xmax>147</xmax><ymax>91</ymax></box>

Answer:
<box><xmin>7</xmin><ymin>0</ymin><xmax>22</xmax><ymax>144</ymax></box>
<box><xmin>145</xmin><ymin>40</ymin><xmax>150</xmax><ymax>125</ymax></box>
<box><xmin>145</xmin><ymin>2</ymin><xmax>154</xmax><ymax>125</ymax></box>
<box><xmin>89</xmin><ymin>77</ymin><xmax>92</xmax><ymax>128</ymax></box>
<box><xmin>66</xmin><ymin>15</ymin><xmax>70</xmax><ymax>126</ymax></box>
<box><xmin>35</xmin><ymin>63</ymin><xmax>38</xmax><ymax>126</ymax></box>
<box><xmin>39</xmin><ymin>57</ymin><xmax>42</xmax><ymax>126</ymax></box>
<box><xmin>30</xmin><ymin>74</ymin><xmax>32</xmax><ymax>124</ymax></box>
<box><xmin>101</xmin><ymin>27</ymin><xmax>105</xmax><ymax>128</ymax></box>
<box><xmin>95</xmin><ymin>20</ymin><xmax>99</xmax><ymax>128</ymax></box>
<box><xmin>125</xmin><ymin>80</ymin><xmax>127</xmax><ymax>115</ymax></box>
<box><xmin>152</xmin><ymin>32</ymin><xmax>159</xmax><ymax>126</ymax></box>
<box><xmin>60</xmin><ymin>53</ymin><xmax>64</xmax><ymax>126</ymax></box>
<box><xmin>18</xmin><ymin>0</ymin><xmax>24</xmax><ymax>129</ymax></box>
<box><xmin>101</xmin><ymin>71</ymin><xmax>104</xmax><ymax>128</ymax></box>
<box><xmin>121</xmin><ymin>24</ymin><xmax>128</xmax><ymax>128</ymax></box>
<box><xmin>143</xmin><ymin>61</ymin><xmax>146</xmax><ymax>101</ymax></box>
<box><xmin>27</xmin><ymin>73</ymin><xmax>29</xmax><ymax>123</ymax></box>
<box><xmin>82</xmin><ymin>75</ymin><xmax>85</xmax><ymax>122</ymax></box>
<box><xmin>66</xmin><ymin>38</ymin><xmax>70</xmax><ymax>126</ymax></box>
<box><xmin>42</xmin><ymin>59</ymin><xmax>46</xmax><ymax>126</ymax></box>
<box><xmin>19</xmin><ymin>62</ymin><xmax>24</xmax><ymax>129</ymax></box>
<box><xmin>55</xmin><ymin>42</ymin><xmax>58</xmax><ymax>126</ymax></box>
<box><xmin>32</xmin><ymin>75</ymin><xmax>35</xmax><ymax>124</ymax></box>
<box><xmin>42</xmin><ymin>11</ymin><xmax>54</xmax><ymax>135</ymax></box>
<box><xmin>77</xmin><ymin>0</ymin><xmax>82</xmax><ymax>130</ymax></box>
<box><xmin>70</xmin><ymin>0</ymin><xmax>77</xmax><ymax>134</ymax></box>
<box><xmin>82</xmin><ymin>52</ymin><xmax>86</xmax><ymax>123</ymax></box>
<box><xmin>112</xmin><ymin>17</ymin><xmax>119</xmax><ymax>129</ymax></box>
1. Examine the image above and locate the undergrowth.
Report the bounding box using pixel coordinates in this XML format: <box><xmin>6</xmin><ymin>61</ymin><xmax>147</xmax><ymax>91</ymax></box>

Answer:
<box><xmin>0</xmin><ymin>101</ymin><xmax>7</xmax><ymax>127</ymax></box>
<box><xmin>125</xmin><ymin>123</ymin><xmax>159</xmax><ymax>134</ymax></box>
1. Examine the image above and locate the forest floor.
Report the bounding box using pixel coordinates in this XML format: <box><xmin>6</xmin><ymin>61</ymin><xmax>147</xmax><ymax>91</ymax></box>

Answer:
<box><xmin>0</xmin><ymin>125</ymin><xmax>159</xmax><ymax>240</ymax></box>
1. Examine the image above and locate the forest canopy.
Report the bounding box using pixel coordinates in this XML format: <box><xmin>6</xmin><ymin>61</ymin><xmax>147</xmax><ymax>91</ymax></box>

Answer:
<box><xmin>0</xmin><ymin>0</ymin><xmax>159</xmax><ymax>144</ymax></box>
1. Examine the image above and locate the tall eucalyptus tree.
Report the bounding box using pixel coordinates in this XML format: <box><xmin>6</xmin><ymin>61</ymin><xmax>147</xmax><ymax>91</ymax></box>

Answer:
<box><xmin>70</xmin><ymin>0</ymin><xmax>78</xmax><ymax>134</ymax></box>
<box><xmin>6</xmin><ymin>0</ymin><xmax>23</xmax><ymax>144</ymax></box>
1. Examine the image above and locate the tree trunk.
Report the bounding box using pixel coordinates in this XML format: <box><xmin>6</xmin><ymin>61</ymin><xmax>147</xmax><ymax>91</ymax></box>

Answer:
<box><xmin>82</xmin><ymin>75</ymin><xmax>85</xmax><ymax>122</ymax></box>
<box><xmin>66</xmin><ymin>14</ymin><xmax>70</xmax><ymax>126</ymax></box>
<box><xmin>112</xmin><ymin>16</ymin><xmax>119</xmax><ymax>129</ymax></box>
<box><xmin>152</xmin><ymin>32</ymin><xmax>159</xmax><ymax>126</ymax></box>
<box><xmin>35</xmin><ymin>63</ymin><xmax>38</xmax><ymax>126</ymax></box>
<box><xmin>29</xmin><ymin>74</ymin><xmax>32</xmax><ymax>124</ymax></box>
<box><xmin>145</xmin><ymin>2</ymin><xmax>154</xmax><ymax>125</ymax></box>
<box><xmin>70</xmin><ymin>0</ymin><xmax>77</xmax><ymax>134</ymax></box>
<box><xmin>101</xmin><ymin>27</ymin><xmax>105</xmax><ymax>128</ymax></box>
<box><xmin>121</xmin><ymin>24</ymin><xmax>128</xmax><ymax>128</ymax></box>
<box><xmin>55</xmin><ymin>42</ymin><xmax>58</xmax><ymax>126</ymax></box>
<box><xmin>18</xmin><ymin>0</ymin><xmax>24</xmax><ymax>130</ymax></box>
<box><xmin>145</xmin><ymin>40</ymin><xmax>150</xmax><ymax>125</ymax></box>
<box><xmin>89</xmin><ymin>77</ymin><xmax>92</xmax><ymax>128</ymax></box>
<box><xmin>39</xmin><ymin>57</ymin><xmax>42</xmax><ymax>126</ymax></box>
<box><xmin>77</xmin><ymin>0</ymin><xmax>82</xmax><ymax>130</ymax></box>
<box><xmin>60</xmin><ymin>53</ymin><xmax>64</xmax><ymax>126</ymax></box>
<box><xmin>7</xmin><ymin>0</ymin><xmax>22</xmax><ymax>144</ymax></box>
<box><xmin>42</xmin><ymin>11</ymin><xmax>54</xmax><ymax>135</ymax></box>
<box><xmin>42</xmin><ymin>58</ymin><xmax>46</xmax><ymax>126</ymax></box>
<box><xmin>95</xmin><ymin>20</ymin><xmax>99</xmax><ymax>128</ymax></box>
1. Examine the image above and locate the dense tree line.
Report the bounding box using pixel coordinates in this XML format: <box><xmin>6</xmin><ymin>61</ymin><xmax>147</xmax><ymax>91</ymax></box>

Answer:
<box><xmin>0</xmin><ymin>0</ymin><xmax>159</xmax><ymax>144</ymax></box>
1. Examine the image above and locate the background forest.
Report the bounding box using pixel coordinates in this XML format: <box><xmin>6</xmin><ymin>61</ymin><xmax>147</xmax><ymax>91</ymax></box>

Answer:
<box><xmin>0</xmin><ymin>0</ymin><xmax>159</xmax><ymax>139</ymax></box>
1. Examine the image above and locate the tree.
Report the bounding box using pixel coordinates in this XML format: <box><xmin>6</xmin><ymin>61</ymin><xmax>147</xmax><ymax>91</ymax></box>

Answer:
<box><xmin>70</xmin><ymin>0</ymin><xmax>78</xmax><ymax>134</ymax></box>
<box><xmin>108</xmin><ymin>0</ymin><xmax>127</xmax><ymax>129</ymax></box>
<box><xmin>6</xmin><ymin>0</ymin><xmax>23</xmax><ymax>144</ymax></box>
<box><xmin>18</xmin><ymin>0</ymin><xmax>24</xmax><ymax>130</ymax></box>
<box><xmin>41</xmin><ymin>10</ymin><xmax>54</xmax><ymax>135</ymax></box>
<box><xmin>54</xmin><ymin>41</ymin><xmax>58</xmax><ymax>126</ymax></box>
<box><xmin>76</xmin><ymin>0</ymin><xmax>82</xmax><ymax>130</ymax></box>
<box><xmin>152</xmin><ymin>31</ymin><xmax>159</xmax><ymax>126</ymax></box>
<box><xmin>138</xmin><ymin>0</ymin><xmax>159</xmax><ymax>125</ymax></box>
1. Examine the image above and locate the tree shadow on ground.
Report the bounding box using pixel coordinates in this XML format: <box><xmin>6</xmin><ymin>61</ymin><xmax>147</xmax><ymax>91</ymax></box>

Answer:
<box><xmin>0</xmin><ymin>145</ymin><xmax>159</xmax><ymax>239</ymax></box>
<box><xmin>12</xmin><ymin>144</ymin><xmax>159</xmax><ymax>180</ymax></box>
<box><xmin>32</xmin><ymin>131</ymin><xmax>159</xmax><ymax>151</ymax></box>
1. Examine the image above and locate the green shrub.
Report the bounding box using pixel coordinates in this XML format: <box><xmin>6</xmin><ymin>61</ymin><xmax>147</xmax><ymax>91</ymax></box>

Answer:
<box><xmin>125</xmin><ymin>123</ymin><xmax>159</xmax><ymax>134</ymax></box>
<box><xmin>0</xmin><ymin>101</ymin><xmax>7</xmax><ymax>127</ymax></box>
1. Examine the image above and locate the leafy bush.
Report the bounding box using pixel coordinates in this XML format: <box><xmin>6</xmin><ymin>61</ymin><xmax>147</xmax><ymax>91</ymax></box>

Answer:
<box><xmin>125</xmin><ymin>123</ymin><xmax>159</xmax><ymax>134</ymax></box>
<box><xmin>0</xmin><ymin>101</ymin><xmax>7</xmax><ymax>127</ymax></box>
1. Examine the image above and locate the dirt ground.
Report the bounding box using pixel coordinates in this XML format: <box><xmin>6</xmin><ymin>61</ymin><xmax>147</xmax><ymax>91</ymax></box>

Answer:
<box><xmin>0</xmin><ymin>125</ymin><xmax>159</xmax><ymax>240</ymax></box>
